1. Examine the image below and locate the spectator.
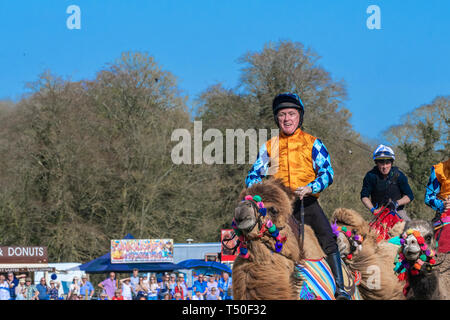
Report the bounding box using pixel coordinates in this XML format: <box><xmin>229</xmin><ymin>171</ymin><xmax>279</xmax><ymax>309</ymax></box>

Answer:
<box><xmin>177</xmin><ymin>273</ymin><xmax>188</xmax><ymax>294</ymax></box>
<box><xmin>48</xmin><ymin>280</ymin><xmax>60</xmax><ymax>300</ymax></box>
<box><xmin>0</xmin><ymin>274</ymin><xmax>11</xmax><ymax>300</ymax></box>
<box><xmin>112</xmin><ymin>289</ymin><xmax>124</xmax><ymax>300</ymax></box>
<box><xmin>192</xmin><ymin>290</ymin><xmax>204</xmax><ymax>300</ymax></box>
<box><xmin>206</xmin><ymin>287</ymin><xmax>221</xmax><ymax>300</ymax></box>
<box><xmin>79</xmin><ymin>275</ymin><xmax>95</xmax><ymax>300</ymax></box>
<box><xmin>206</xmin><ymin>274</ymin><xmax>218</xmax><ymax>295</ymax></box>
<box><xmin>69</xmin><ymin>293</ymin><xmax>80</xmax><ymax>300</ymax></box>
<box><xmin>130</xmin><ymin>268</ymin><xmax>140</xmax><ymax>291</ymax></box>
<box><xmin>162</xmin><ymin>291</ymin><xmax>171</xmax><ymax>300</ymax></box>
<box><xmin>218</xmin><ymin>272</ymin><xmax>233</xmax><ymax>300</ymax></box>
<box><xmin>98</xmin><ymin>272</ymin><xmax>117</xmax><ymax>300</ymax></box>
<box><xmin>36</xmin><ymin>277</ymin><xmax>50</xmax><ymax>300</ymax></box>
<box><xmin>24</xmin><ymin>278</ymin><xmax>39</xmax><ymax>300</ymax></box>
<box><xmin>15</xmin><ymin>278</ymin><xmax>27</xmax><ymax>300</ymax></box>
<box><xmin>192</xmin><ymin>274</ymin><xmax>207</xmax><ymax>299</ymax></box>
<box><xmin>98</xmin><ymin>292</ymin><xmax>109</xmax><ymax>300</ymax></box>
<box><xmin>158</xmin><ymin>273</ymin><xmax>171</xmax><ymax>299</ymax></box>
<box><xmin>6</xmin><ymin>272</ymin><xmax>25</xmax><ymax>300</ymax></box>
<box><xmin>174</xmin><ymin>277</ymin><xmax>185</xmax><ymax>300</ymax></box>
<box><xmin>134</xmin><ymin>276</ymin><xmax>148</xmax><ymax>299</ymax></box>
<box><xmin>147</xmin><ymin>275</ymin><xmax>158</xmax><ymax>300</ymax></box>
<box><xmin>168</xmin><ymin>273</ymin><xmax>177</xmax><ymax>294</ymax></box>
<box><xmin>68</xmin><ymin>276</ymin><xmax>80</xmax><ymax>300</ymax></box>
<box><xmin>120</xmin><ymin>278</ymin><xmax>133</xmax><ymax>300</ymax></box>
<box><xmin>174</xmin><ymin>292</ymin><xmax>183</xmax><ymax>300</ymax></box>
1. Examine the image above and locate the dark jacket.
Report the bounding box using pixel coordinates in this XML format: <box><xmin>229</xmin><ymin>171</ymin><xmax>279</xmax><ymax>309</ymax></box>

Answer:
<box><xmin>360</xmin><ymin>166</ymin><xmax>414</xmax><ymax>210</ymax></box>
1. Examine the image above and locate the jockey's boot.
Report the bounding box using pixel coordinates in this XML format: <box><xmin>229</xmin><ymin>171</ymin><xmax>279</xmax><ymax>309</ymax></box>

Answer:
<box><xmin>326</xmin><ymin>252</ymin><xmax>352</xmax><ymax>300</ymax></box>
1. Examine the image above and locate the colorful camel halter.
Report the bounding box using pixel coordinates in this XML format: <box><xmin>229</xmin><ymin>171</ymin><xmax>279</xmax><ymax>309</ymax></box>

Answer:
<box><xmin>231</xmin><ymin>195</ymin><xmax>287</xmax><ymax>259</ymax></box>
<box><xmin>394</xmin><ymin>229</ymin><xmax>437</xmax><ymax>279</ymax></box>
<box><xmin>331</xmin><ymin>222</ymin><xmax>364</xmax><ymax>260</ymax></box>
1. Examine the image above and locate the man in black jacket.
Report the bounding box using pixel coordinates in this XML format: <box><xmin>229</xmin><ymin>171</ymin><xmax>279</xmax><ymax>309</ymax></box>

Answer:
<box><xmin>360</xmin><ymin>144</ymin><xmax>414</xmax><ymax>221</ymax></box>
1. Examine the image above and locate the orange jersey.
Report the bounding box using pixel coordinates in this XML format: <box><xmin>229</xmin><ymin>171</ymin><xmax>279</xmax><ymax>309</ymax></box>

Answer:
<box><xmin>246</xmin><ymin>128</ymin><xmax>334</xmax><ymax>197</ymax></box>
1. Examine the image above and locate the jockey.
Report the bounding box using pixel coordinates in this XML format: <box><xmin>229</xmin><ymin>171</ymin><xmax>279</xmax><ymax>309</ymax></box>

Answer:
<box><xmin>425</xmin><ymin>158</ymin><xmax>450</xmax><ymax>219</ymax></box>
<box><xmin>245</xmin><ymin>92</ymin><xmax>351</xmax><ymax>300</ymax></box>
<box><xmin>360</xmin><ymin>145</ymin><xmax>414</xmax><ymax>221</ymax></box>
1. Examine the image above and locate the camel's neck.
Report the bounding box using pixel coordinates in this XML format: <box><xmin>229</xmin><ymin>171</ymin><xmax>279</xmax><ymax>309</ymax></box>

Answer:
<box><xmin>408</xmin><ymin>270</ymin><xmax>440</xmax><ymax>300</ymax></box>
<box><xmin>246</xmin><ymin>228</ymin><xmax>301</xmax><ymax>263</ymax></box>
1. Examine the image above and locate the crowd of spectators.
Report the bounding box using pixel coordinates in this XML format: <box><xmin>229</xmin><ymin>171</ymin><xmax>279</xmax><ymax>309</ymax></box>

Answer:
<box><xmin>0</xmin><ymin>268</ymin><xmax>233</xmax><ymax>300</ymax></box>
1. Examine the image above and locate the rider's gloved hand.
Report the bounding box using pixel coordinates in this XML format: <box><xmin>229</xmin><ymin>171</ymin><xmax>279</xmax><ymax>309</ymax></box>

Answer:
<box><xmin>387</xmin><ymin>200</ymin><xmax>399</xmax><ymax>212</ymax></box>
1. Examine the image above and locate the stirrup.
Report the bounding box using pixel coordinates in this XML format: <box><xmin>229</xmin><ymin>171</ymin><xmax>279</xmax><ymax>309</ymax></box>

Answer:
<box><xmin>335</xmin><ymin>288</ymin><xmax>352</xmax><ymax>300</ymax></box>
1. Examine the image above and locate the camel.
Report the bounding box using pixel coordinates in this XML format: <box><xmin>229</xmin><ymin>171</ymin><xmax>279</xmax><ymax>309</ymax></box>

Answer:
<box><xmin>331</xmin><ymin>208</ymin><xmax>405</xmax><ymax>300</ymax></box>
<box><xmin>231</xmin><ymin>179</ymin><xmax>360</xmax><ymax>300</ymax></box>
<box><xmin>398</xmin><ymin>219</ymin><xmax>449</xmax><ymax>300</ymax></box>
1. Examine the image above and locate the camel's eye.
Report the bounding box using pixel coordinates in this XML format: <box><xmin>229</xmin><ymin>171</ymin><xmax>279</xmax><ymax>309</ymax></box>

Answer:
<box><xmin>268</xmin><ymin>207</ymin><xmax>279</xmax><ymax>216</ymax></box>
<box><xmin>425</xmin><ymin>234</ymin><xmax>432</xmax><ymax>243</ymax></box>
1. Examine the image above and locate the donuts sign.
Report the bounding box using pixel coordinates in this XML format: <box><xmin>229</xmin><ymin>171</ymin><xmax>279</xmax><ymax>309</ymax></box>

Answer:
<box><xmin>0</xmin><ymin>246</ymin><xmax>48</xmax><ymax>263</ymax></box>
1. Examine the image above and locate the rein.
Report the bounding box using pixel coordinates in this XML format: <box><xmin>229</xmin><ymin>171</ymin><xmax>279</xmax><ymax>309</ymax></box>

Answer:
<box><xmin>299</xmin><ymin>199</ymin><xmax>305</xmax><ymax>253</ymax></box>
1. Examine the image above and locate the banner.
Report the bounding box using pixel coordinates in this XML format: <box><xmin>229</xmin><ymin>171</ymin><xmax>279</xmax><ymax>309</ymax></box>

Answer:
<box><xmin>221</xmin><ymin>229</ymin><xmax>238</xmax><ymax>262</ymax></box>
<box><xmin>111</xmin><ymin>239</ymin><xmax>174</xmax><ymax>263</ymax></box>
<box><xmin>0</xmin><ymin>246</ymin><xmax>48</xmax><ymax>263</ymax></box>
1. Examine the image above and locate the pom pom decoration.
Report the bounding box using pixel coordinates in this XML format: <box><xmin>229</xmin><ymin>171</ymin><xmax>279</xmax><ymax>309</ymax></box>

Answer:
<box><xmin>268</xmin><ymin>224</ymin><xmax>277</xmax><ymax>234</ymax></box>
<box><xmin>252</xmin><ymin>195</ymin><xmax>262</xmax><ymax>202</ymax></box>
<box><xmin>244</xmin><ymin>195</ymin><xmax>253</xmax><ymax>201</ymax></box>
<box><xmin>275</xmin><ymin>241</ymin><xmax>283</xmax><ymax>253</ymax></box>
<box><xmin>335</xmin><ymin>225</ymin><xmax>364</xmax><ymax>260</ymax></box>
<box><xmin>397</xmin><ymin>272</ymin><xmax>407</xmax><ymax>281</ymax></box>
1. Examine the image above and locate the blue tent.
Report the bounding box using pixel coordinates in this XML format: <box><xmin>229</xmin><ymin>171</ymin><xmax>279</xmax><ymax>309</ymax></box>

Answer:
<box><xmin>72</xmin><ymin>234</ymin><xmax>179</xmax><ymax>273</ymax></box>
<box><xmin>176</xmin><ymin>259</ymin><xmax>232</xmax><ymax>274</ymax></box>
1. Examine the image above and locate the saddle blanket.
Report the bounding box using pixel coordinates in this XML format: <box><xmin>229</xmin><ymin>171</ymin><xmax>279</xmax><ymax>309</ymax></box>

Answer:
<box><xmin>435</xmin><ymin>211</ymin><xmax>450</xmax><ymax>253</ymax></box>
<box><xmin>295</xmin><ymin>258</ymin><xmax>362</xmax><ymax>300</ymax></box>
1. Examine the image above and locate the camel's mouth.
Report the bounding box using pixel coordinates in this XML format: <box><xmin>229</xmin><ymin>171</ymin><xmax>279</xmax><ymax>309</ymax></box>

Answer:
<box><xmin>234</xmin><ymin>201</ymin><xmax>258</xmax><ymax>234</ymax></box>
<box><xmin>235</xmin><ymin>218</ymin><xmax>255</xmax><ymax>233</ymax></box>
<box><xmin>403</xmin><ymin>247</ymin><xmax>421</xmax><ymax>261</ymax></box>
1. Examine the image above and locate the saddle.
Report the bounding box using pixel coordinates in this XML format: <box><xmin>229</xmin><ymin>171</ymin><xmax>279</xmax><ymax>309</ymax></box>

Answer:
<box><xmin>434</xmin><ymin>210</ymin><xmax>450</xmax><ymax>253</ymax></box>
<box><xmin>288</xmin><ymin>215</ymin><xmax>362</xmax><ymax>300</ymax></box>
<box><xmin>295</xmin><ymin>258</ymin><xmax>362</xmax><ymax>300</ymax></box>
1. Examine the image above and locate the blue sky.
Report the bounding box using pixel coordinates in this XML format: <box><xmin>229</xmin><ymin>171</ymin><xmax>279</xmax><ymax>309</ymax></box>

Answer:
<box><xmin>0</xmin><ymin>0</ymin><xmax>448</xmax><ymax>142</ymax></box>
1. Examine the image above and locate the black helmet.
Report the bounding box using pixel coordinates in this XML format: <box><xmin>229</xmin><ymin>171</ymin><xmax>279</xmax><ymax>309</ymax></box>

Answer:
<box><xmin>272</xmin><ymin>92</ymin><xmax>305</xmax><ymax>127</ymax></box>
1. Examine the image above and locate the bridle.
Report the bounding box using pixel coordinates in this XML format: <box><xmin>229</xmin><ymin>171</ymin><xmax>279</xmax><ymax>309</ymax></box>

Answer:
<box><xmin>331</xmin><ymin>222</ymin><xmax>364</xmax><ymax>260</ymax></box>
<box><xmin>223</xmin><ymin>195</ymin><xmax>287</xmax><ymax>259</ymax></box>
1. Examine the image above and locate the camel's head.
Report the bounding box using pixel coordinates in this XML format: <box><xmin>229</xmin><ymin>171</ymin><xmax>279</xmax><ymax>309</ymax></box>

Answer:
<box><xmin>331</xmin><ymin>208</ymin><xmax>371</xmax><ymax>259</ymax></box>
<box><xmin>401</xmin><ymin>220</ymin><xmax>435</xmax><ymax>262</ymax></box>
<box><xmin>234</xmin><ymin>179</ymin><xmax>295</xmax><ymax>237</ymax></box>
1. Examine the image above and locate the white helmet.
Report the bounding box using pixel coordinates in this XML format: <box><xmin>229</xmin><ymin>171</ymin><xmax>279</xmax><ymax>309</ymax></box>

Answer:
<box><xmin>373</xmin><ymin>144</ymin><xmax>395</xmax><ymax>161</ymax></box>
